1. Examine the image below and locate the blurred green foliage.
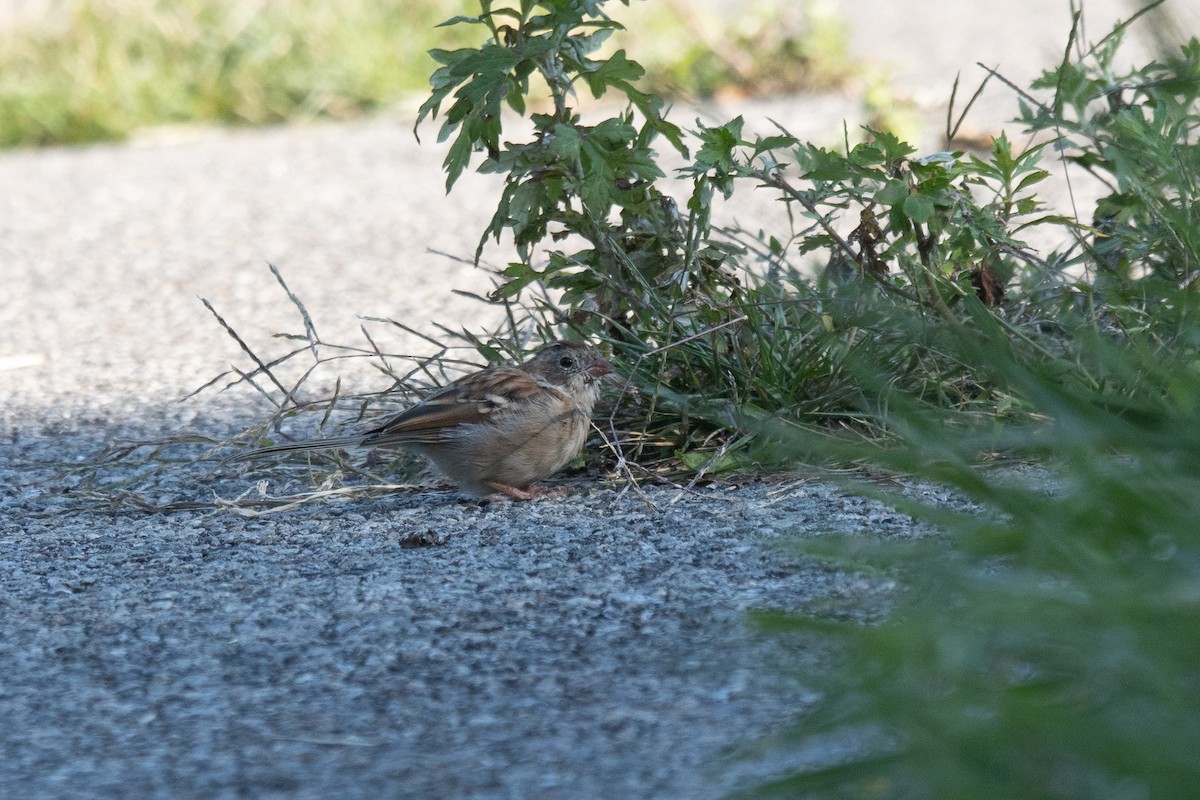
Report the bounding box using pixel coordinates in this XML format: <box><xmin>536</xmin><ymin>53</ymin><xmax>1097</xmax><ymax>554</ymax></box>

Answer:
<box><xmin>0</xmin><ymin>0</ymin><xmax>473</xmax><ymax>146</ymax></box>
<box><xmin>749</xmin><ymin>301</ymin><xmax>1200</xmax><ymax>800</ymax></box>
<box><xmin>0</xmin><ymin>0</ymin><xmax>856</xmax><ymax>148</ymax></box>
<box><xmin>618</xmin><ymin>0</ymin><xmax>854</xmax><ymax>99</ymax></box>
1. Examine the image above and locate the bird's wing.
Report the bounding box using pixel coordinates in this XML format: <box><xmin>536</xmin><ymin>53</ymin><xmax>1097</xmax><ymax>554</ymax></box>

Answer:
<box><xmin>363</xmin><ymin>366</ymin><xmax>558</xmax><ymax>442</ymax></box>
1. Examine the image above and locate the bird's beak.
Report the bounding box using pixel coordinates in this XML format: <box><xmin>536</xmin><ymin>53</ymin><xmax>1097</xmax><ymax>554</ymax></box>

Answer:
<box><xmin>587</xmin><ymin>355</ymin><xmax>615</xmax><ymax>380</ymax></box>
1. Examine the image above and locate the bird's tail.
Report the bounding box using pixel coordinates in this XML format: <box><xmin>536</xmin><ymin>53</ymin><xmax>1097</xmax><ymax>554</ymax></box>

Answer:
<box><xmin>228</xmin><ymin>435</ymin><xmax>369</xmax><ymax>462</ymax></box>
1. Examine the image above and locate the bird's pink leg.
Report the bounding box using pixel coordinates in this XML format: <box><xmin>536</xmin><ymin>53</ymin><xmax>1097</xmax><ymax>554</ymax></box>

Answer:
<box><xmin>483</xmin><ymin>482</ymin><xmax>571</xmax><ymax>501</ymax></box>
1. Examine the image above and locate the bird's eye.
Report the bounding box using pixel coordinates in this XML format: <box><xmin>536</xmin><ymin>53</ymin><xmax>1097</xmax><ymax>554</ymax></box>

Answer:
<box><xmin>558</xmin><ymin>355</ymin><xmax>576</xmax><ymax>369</ymax></box>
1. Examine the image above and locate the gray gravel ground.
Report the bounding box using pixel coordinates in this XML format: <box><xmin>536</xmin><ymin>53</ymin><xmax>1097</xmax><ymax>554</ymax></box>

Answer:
<box><xmin>0</xmin><ymin>1</ymin><xmax>1164</xmax><ymax>798</ymax></box>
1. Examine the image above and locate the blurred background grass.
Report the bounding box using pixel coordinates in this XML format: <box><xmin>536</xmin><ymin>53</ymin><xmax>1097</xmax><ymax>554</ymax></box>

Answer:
<box><xmin>0</xmin><ymin>0</ymin><xmax>477</xmax><ymax>146</ymax></box>
<box><xmin>0</xmin><ymin>0</ymin><xmax>854</xmax><ymax>148</ymax></box>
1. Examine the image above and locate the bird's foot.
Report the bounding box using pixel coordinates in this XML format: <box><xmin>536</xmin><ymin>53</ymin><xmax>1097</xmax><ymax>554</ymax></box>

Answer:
<box><xmin>484</xmin><ymin>481</ymin><xmax>572</xmax><ymax>501</ymax></box>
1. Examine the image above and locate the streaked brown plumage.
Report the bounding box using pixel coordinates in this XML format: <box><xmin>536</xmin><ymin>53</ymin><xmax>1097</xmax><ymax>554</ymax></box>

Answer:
<box><xmin>235</xmin><ymin>341</ymin><xmax>613</xmax><ymax>499</ymax></box>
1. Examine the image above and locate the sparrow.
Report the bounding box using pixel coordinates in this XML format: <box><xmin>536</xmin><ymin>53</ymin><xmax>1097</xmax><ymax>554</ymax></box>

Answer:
<box><xmin>234</xmin><ymin>341</ymin><xmax>614</xmax><ymax>500</ymax></box>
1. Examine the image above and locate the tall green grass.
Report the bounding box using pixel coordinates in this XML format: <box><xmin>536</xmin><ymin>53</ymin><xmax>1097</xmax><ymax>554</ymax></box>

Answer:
<box><xmin>749</xmin><ymin>300</ymin><xmax>1200</xmax><ymax>799</ymax></box>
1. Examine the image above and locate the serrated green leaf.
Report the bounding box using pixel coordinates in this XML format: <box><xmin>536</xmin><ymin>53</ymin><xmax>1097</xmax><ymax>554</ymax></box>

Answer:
<box><xmin>1015</xmin><ymin>169</ymin><xmax>1051</xmax><ymax>192</ymax></box>
<box><xmin>903</xmin><ymin>193</ymin><xmax>935</xmax><ymax>223</ymax></box>
<box><xmin>695</xmin><ymin>119</ymin><xmax>743</xmax><ymax>170</ymax></box>
<box><xmin>442</xmin><ymin>131</ymin><xmax>474</xmax><ymax>191</ymax></box>
<box><xmin>848</xmin><ymin>141</ymin><xmax>886</xmax><ymax>168</ymax></box>
<box><xmin>753</xmin><ymin>134</ymin><xmax>799</xmax><ymax>156</ymax></box>
<box><xmin>874</xmin><ymin>179</ymin><xmax>909</xmax><ymax>207</ymax></box>
<box><xmin>1015</xmin><ymin>196</ymin><xmax>1040</xmax><ymax>215</ymax></box>
<box><xmin>434</xmin><ymin>15</ymin><xmax>484</xmax><ymax>28</ymax></box>
<box><xmin>582</xmin><ymin>49</ymin><xmax>645</xmax><ymax>98</ymax></box>
<box><xmin>492</xmin><ymin>262</ymin><xmax>547</xmax><ymax>298</ymax></box>
<box><xmin>800</xmin><ymin>147</ymin><xmax>855</xmax><ymax>182</ymax></box>
<box><xmin>548</xmin><ymin>124</ymin><xmax>581</xmax><ymax>160</ymax></box>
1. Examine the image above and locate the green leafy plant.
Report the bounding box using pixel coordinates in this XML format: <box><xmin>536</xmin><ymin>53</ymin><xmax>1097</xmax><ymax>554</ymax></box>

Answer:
<box><xmin>186</xmin><ymin>0</ymin><xmax>1200</xmax><ymax>490</ymax></box>
<box><xmin>417</xmin><ymin>0</ymin><xmax>687</xmax><ymax>287</ymax></box>
<box><xmin>1018</xmin><ymin>7</ymin><xmax>1200</xmax><ymax>331</ymax></box>
<box><xmin>412</xmin><ymin>0</ymin><xmax>1097</xmax><ymax>473</ymax></box>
